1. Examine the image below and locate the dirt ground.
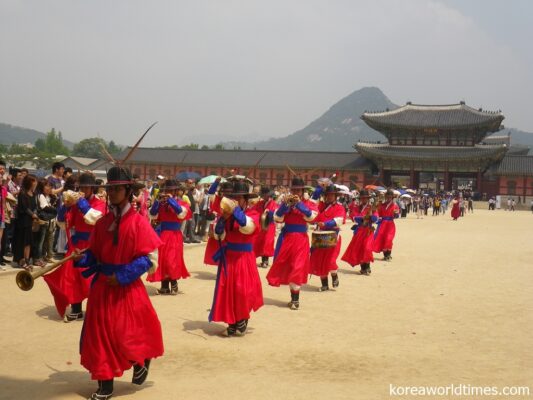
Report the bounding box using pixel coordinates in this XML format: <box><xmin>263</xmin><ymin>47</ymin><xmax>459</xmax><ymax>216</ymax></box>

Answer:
<box><xmin>1</xmin><ymin>208</ymin><xmax>532</xmax><ymax>400</ymax></box>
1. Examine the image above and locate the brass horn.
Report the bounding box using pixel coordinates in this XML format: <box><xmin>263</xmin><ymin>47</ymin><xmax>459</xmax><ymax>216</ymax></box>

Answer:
<box><xmin>16</xmin><ymin>249</ymin><xmax>87</xmax><ymax>291</ymax></box>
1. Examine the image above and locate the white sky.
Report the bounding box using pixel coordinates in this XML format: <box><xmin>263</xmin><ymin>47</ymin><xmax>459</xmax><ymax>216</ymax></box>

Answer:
<box><xmin>1</xmin><ymin>0</ymin><xmax>531</xmax><ymax>146</ymax></box>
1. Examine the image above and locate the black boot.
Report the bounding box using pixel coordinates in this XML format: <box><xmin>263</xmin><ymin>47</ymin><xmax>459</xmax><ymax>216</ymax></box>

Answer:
<box><xmin>288</xmin><ymin>290</ymin><xmax>300</xmax><ymax>310</ymax></box>
<box><xmin>384</xmin><ymin>250</ymin><xmax>392</xmax><ymax>261</ymax></box>
<box><xmin>170</xmin><ymin>280</ymin><xmax>178</xmax><ymax>295</ymax></box>
<box><xmin>319</xmin><ymin>276</ymin><xmax>329</xmax><ymax>292</ymax></box>
<box><xmin>132</xmin><ymin>359</ymin><xmax>151</xmax><ymax>385</ymax></box>
<box><xmin>64</xmin><ymin>303</ymin><xmax>83</xmax><ymax>323</ymax></box>
<box><xmin>331</xmin><ymin>273</ymin><xmax>339</xmax><ymax>288</ymax></box>
<box><xmin>90</xmin><ymin>379</ymin><xmax>113</xmax><ymax>400</ymax></box>
<box><xmin>227</xmin><ymin>323</ymin><xmax>237</xmax><ymax>336</ymax></box>
<box><xmin>361</xmin><ymin>263</ymin><xmax>371</xmax><ymax>275</ymax></box>
<box><xmin>261</xmin><ymin>256</ymin><xmax>269</xmax><ymax>268</ymax></box>
<box><xmin>236</xmin><ymin>319</ymin><xmax>248</xmax><ymax>334</ymax></box>
<box><xmin>157</xmin><ymin>279</ymin><xmax>171</xmax><ymax>295</ymax></box>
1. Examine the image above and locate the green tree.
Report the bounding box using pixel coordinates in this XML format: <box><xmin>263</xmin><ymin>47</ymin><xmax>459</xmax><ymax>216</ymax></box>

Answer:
<box><xmin>34</xmin><ymin>128</ymin><xmax>70</xmax><ymax>155</ymax></box>
<box><xmin>180</xmin><ymin>143</ymin><xmax>199</xmax><ymax>149</ymax></box>
<box><xmin>201</xmin><ymin>145</ymin><xmax>209</xmax><ymax>150</ymax></box>
<box><xmin>213</xmin><ymin>144</ymin><xmax>225</xmax><ymax>150</ymax></box>
<box><xmin>72</xmin><ymin>137</ymin><xmax>124</xmax><ymax>158</ymax></box>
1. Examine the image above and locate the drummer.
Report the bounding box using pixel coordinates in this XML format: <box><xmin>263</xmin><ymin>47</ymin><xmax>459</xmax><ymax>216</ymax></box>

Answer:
<box><xmin>309</xmin><ymin>185</ymin><xmax>346</xmax><ymax>291</ymax></box>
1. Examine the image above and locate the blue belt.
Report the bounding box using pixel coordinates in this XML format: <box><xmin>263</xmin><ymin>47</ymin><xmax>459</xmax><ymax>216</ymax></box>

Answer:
<box><xmin>71</xmin><ymin>231</ymin><xmax>90</xmax><ymax>245</ymax></box>
<box><xmin>382</xmin><ymin>216</ymin><xmax>394</xmax><ymax>221</ymax></box>
<box><xmin>160</xmin><ymin>221</ymin><xmax>182</xmax><ymax>232</ymax></box>
<box><xmin>81</xmin><ymin>262</ymin><xmax>126</xmax><ymax>285</ymax></box>
<box><xmin>209</xmin><ymin>241</ymin><xmax>253</xmax><ymax>322</ymax></box>
<box><xmin>274</xmin><ymin>224</ymin><xmax>308</xmax><ymax>259</ymax></box>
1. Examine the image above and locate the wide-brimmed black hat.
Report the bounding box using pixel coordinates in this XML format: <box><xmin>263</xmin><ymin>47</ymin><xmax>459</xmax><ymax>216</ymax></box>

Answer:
<box><xmin>385</xmin><ymin>188</ymin><xmax>395</xmax><ymax>197</ymax></box>
<box><xmin>359</xmin><ymin>189</ymin><xmax>371</xmax><ymax>198</ymax></box>
<box><xmin>260</xmin><ymin>186</ymin><xmax>271</xmax><ymax>196</ymax></box>
<box><xmin>228</xmin><ymin>181</ymin><xmax>258</xmax><ymax>198</ymax></box>
<box><xmin>324</xmin><ymin>185</ymin><xmax>342</xmax><ymax>195</ymax></box>
<box><xmin>163</xmin><ymin>179</ymin><xmax>180</xmax><ymax>190</ymax></box>
<box><xmin>105</xmin><ymin>166</ymin><xmax>145</xmax><ymax>190</ymax></box>
<box><xmin>219</xmin><ymin>181</ymin><xmax>234</xmax><ymax>194</ymax></box>
<box><xmin>290</xmin><ymin>177</ymin><xmax>306</xmax><ymax>189</ymax></box>
<box><xmin>78</xmin><ymin>172</ymin><xmax>98</xmax><ymax>187</ymax></box>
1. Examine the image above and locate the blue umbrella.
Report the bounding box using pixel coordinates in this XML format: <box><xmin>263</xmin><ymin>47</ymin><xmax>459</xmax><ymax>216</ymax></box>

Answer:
<box><xmin>175</xmin><ymin>171</ymin><xmax>201</xmax><ymax>181</ymax></box>
<box><xmin>398</xmin><ymin>189</ymin><xmax>407</xmax><ymax>195</ymax></box>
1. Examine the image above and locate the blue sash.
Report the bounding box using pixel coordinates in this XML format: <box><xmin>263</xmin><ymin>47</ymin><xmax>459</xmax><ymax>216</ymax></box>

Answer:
<box><xmin>160</xmin><ymin>221</ymin><xmax>182</xmax><ymax>232</ymax></box>
<box><xmin>209</xmin><ymin>241</ymin><xmax>253</xmax><ymax>322</ymax></box>
<box><xmin>71</xmin><ymin>231</ymin><xmax>90</xmax><ymax>245</ymax></box>
<box><xmin>81</xmin><ymin>262</ymin><xmax>126</xmax><ymax>286</ymax></box>
<box><xmin>273</xmin><ymin>224</ymin><xmax>308</xmax><ymax>259</ymax></box>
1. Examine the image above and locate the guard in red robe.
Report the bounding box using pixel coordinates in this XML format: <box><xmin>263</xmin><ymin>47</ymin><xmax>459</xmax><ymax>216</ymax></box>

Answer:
<box><xmin>44</xmin><ymin>173</ymin><xmax>106</xmax><ymax>321</ymax></box>
<box><xmin>341</xmin><ymin>190</ymin><xmax>378</xmax><ymax>275</ymax></box>
<box><xmin>266</xmin><ymin>177</ymin><xmax>317</xmax><ymax>310</ymax></box>
<box><xmin>203</xmin><ymin>179</ymin><xmax>234</xmax><ymax>266</ymax></box>
<box><xmin>147</xmin><ymin>180</ymin><xmax>192</xmax><ymax>294</ymax></box>
<box><xmin>252</xmin><ymin>186</ymin><xmax>277</xmax><ymax>268</ymax></box>
<box><xmin>373</xmin><ymin>189</ymin><xmax>400</xmax><ymax>261</ymax></box>
<box><xmin>209</xmin><ymin>180</ymin><xmax>263</xmax><ymax>336</ymax></box>
<box><xmin>74</xmin><ymin>166</ymin><xmax>163</xmax><ymax>400</ymax></box>
<box><xmin>450</xmin><ymin>195</ymin><xmax>461</xmax><ymax>220</ymax></box>
<box><xmin>309</xmin><ymin>185</ymin><xmax>346</xmax><ymax>291</ymax></box>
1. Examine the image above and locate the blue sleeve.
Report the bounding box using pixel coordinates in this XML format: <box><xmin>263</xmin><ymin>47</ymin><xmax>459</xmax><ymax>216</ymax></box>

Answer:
<box><xmin>167</xmin><ymin>197</ymin><xmax>183</xmax><ymax>215</ymax></box>
<box><xmin>215</xmin><ymin>217</ymin><xmax>226</xmax><ymax>234</ymax></box>
<box><xmin>208</xmin><ymin>180</ymin><xmax>220</xmax><ymax>195</ymax></box>
<box><xmin>267</xmin><ymin>210</ymin><xmax>274</xmax><ymax>220</ymax></box>
<box><xmin>394</xmin><ymin>213</ymin><xmax>399</xmax><ymax>219</ymax></box>
<box><xmin>275</xmin><ymin>202</ymin><xmax>290</xmax><ymax>217</ymax></box>
<box><xmin>115</xmin><ymin>255</ymin><xmax>152</xmax><ymax>286</ymax></box>
<box><xmin>354</xmin><ymin>216</ymin><xmax>363</xmax><ymax>224</ymax></box>
<box><xmin>324</xmin><ymin>219</ymin><xmax>337</xmax><ymax>229</ymax></box>
<box><xmin>370</xmin><ymin>215</ymin><xmax>378</xmax><ymax>223</ymax></box>
<box><xmin>149</xmin><ymin>200</ymin><xmax>160</xmax><ymax>216</ymax></box>
<box><xmin>311</xmin><ymin>186</ymin><xmax>323</xmax><ymax>201</ymax></box>
<box><xmin>77</xmin><ymin>197</ymin><xmax>91</xmax><ymax>215</ymax></box>
<box><xmin>57</xmin><ymin>204</ymin><xmax>67</xmax><ymax>222</ymax></box>
<box><xmin>74</xmin><ymin>250</ymin><xmax>97</xmax><ymax>268</ymax></box>
<box><xmin>295</xmin><ymin>201</ymin><xmax>312</xmax><ymax>217</ymax></box>
<box><xmin>232</xmin><ymin>206</ymin><xmax>247</xmax><ymax>226</ymax></box>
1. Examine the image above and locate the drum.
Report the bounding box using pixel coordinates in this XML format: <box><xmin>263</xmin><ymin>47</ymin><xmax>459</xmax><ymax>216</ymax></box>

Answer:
<box><xmin>311</xmin><ymin>231</ymin><xmax>337</xmax><ymax>249</ymax></box>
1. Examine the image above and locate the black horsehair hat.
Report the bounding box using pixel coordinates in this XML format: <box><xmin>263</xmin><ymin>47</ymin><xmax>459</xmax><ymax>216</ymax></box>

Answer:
<box><xmin>290</xmin><ymin>177</ymin><xmax>306</xmax><ymax>189</ymax></box>
<box><xmin>359</xmin><ymin>189</ymin><xmax>371</xmax><ymax>197</ymax></box>
<box><xmin>78</xmin><ymin>172</ymin><xmax>98</xmax><ymax>187</ymax></box>
<box><xmin>105</xmin><ymin>166</ymin><xmax>145</xmax><ymax>190</ymax></box>
<box><xmin>260</xmin><ymin>186</ymin><xmax>271</xmax><ymax>196</ymax></box>
<box><xmin>228</xmin><ymin>180</ymin><xmax>258</xmax><ymax>198</ymax></box>
<box><xmin>324</xmin><ymin>184</ymin><xmax>342</xmax><ymax>195</ymax></box>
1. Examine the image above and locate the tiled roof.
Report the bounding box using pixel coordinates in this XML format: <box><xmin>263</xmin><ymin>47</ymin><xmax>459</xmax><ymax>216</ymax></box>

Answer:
<box><xmin>355</xmin><ymin>143</ymin><xmax>508</xmax><ymax>161</ymax></box>
<box><xmin>362</xmin><ymin>103</ymin><xmax>504</xmax><ymax>131</ymax></box>
<box><xmin>495</xmin><ymin>155</ymin><xmax>533</xmax><ymax>175</ymax></box>
<box><xmin>117</xmin><ymin>147</ymin><xmax>371</xmax><ymax>171</ymax></box>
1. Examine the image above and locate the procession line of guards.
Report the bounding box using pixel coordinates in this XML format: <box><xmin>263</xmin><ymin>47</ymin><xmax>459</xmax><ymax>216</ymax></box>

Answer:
<box><xmin>41</xmin><ymin>166</ymin><xmax>400</xmax><ymax>400</ymax></box>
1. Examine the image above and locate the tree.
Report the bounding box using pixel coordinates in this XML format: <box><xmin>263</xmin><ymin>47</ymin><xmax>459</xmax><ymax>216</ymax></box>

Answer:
<box><xmin>180</xmin><ymin>143</ymin><xmax>199</xmax><ymax>149</ymax></box>
<box><xmin>213</xmin><ymin>144</ymin><xmax>225</xmax><ymax>150</ymax></box>
<box><xmin>72</xmin><ymin>137</ymin><xmax>123</xmax><ymax>159</ymax></box>
<box><xmin>34</xmin><ymin>128</ymin><xmax>70</xmax><ymax>155</ymax></box>
<box><xmin>4</xmin><ymin>143</ymin><xmax>55</xmax><ymax>169</ymax></box>
<box><xmin>201</xmin><ymin>145</ymin><xmax>209</xmax><ymax>150</ymax></box>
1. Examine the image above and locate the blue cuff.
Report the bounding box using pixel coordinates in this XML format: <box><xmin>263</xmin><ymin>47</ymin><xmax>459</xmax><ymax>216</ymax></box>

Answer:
<box><xmin>208</xmin><ymin>181</ymin><xmax>220</xmax><ymax>195</ymax></box>
<box><xmin>115</xmin><ymin>255</ymin><xmax>152</xmax><ymax>286</ymax></box>
<box><xmin>167</xmin><ymin>197</ymin><xmax>182</xmax><ymax>215</ymax></box>
<box><xmin>295</xmin><ymin>201</ymin><xmax>312</xmax><ymax>217</ymax></box>
<box><xmin>276</xmin><ymin>202</ymin><xmax>290</xmax><ymax>217</ymax></box>
<box><xmin>311</xmin><ymin>186</ymin><xmax>323</xmax><ymax>200</ymax></box>
<box><xmin>77</xmin><ymin>198</ymin><xmax>91</xmax><ymax>215</ymax></box>
<box><xmin>74</xmin><ymin>250</ymin><xmax>97</xmax><ymax>268</ymax></box>
<box><xmin>354</xmin><ymin>216</ymin><xmax>363</xmax><ymax>224</ymax></box>
<box><xmin>232</xmin><ymin>206</ymin><xmax>247</xmax><ymax>226</ymax></box>
<box><xmin>324</xmin><ymin>219</ymin><xmax>337</xmax><ymax>229</ymax></box>
<box><xmin>215</xmin><ymin>217</ymin><xmax>226</xmax><ymax>235</ymax></box>
<box><xmin>370</xmin><ymin>215</ymin><xmax>378</xmax><ymax>223</ymax></box>
<box><xmin>149</xmin><ymin>200</ymin><xmax>160</xmax><ymax>216</ymax></box>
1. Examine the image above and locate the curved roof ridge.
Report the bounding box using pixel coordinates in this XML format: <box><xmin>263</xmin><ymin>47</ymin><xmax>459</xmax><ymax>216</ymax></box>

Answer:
<box><xmin>363</xmin><ymin>103</ymin><xmax>502</xmax><ymax>117</ymax></box>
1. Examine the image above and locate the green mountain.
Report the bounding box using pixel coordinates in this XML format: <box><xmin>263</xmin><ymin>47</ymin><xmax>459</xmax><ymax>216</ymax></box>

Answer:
<box><xmin>0</xmin><ymin>123</ymin><xmax>74</xmax><ymax>148</ymax></box>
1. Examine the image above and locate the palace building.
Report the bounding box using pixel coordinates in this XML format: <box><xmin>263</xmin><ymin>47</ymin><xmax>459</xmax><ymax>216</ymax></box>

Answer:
<box><xmin>116</xmin><ymin>101</ymin><xmax>533</xmax><ymax>201</ymax></box>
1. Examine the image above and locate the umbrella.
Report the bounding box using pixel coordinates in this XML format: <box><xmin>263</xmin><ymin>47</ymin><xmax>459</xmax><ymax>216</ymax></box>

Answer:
<box><xmin>226</xmin><ymin>175</ymin><xmax>254</xmax><ymax>184</ymax></box>
<box><xmin>318</xmin><ymin>177</ymin><xmax>332</xmax><ymax>186</ymax></box>
<box><xmin>375</xmin><ymin>186</ymin><xmax>385</xmax><ymax>191</ymax></box>
<box><xmin>398</xmin><ymin>189</ymin><xmax>407</xmax><ymax>195</ymax></box>
<box><xmin>406</xmin><ymin>189</ymin><xmax>416</xmax><ymax>194</ymax></box>
<box><xmin>393</xmin><ymin>189</ymin><xmax>401</xmax><ymax>196</ymax></box>
<box><xmin>364</xmin><ymin>184</ymin><xmax>378</xmax><ymax>190</ymax></box>
<box><xmin>400</xmin><ymin>193</ymin><xmax>412</xmax><ymax>198</ymax></box>
<box><xmin>335</xmin><ymin>184</ymin><xmax>350</xmax><ymax>192</ymax></box>
<box><xmin>176</xmin><ymin>171</ymin><xmax>201</xmax><ymax>181</ymax></box>
<box><xmin>197</xmin><ymin>175</ymin><xmax>226</xmax><ymax>185</ymax></box>
<box><xmin>339</xmin><ymin>190</ymin><xmax>353</xmax><ymax>196</ymax></box>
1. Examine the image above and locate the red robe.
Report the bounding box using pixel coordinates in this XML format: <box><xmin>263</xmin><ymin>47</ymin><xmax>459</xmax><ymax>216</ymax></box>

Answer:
<box><xmin>309</xmin><ymin>201</ymin><xmax>346</xmax><ymax>277</ymax></box>
<box><xmin>341</xmin><ymin>204</ymin><xmax>377</xmax><ymax>266</ymax></box>
<box><xmin>266</xmin><ymin>200</ymin><xmax>317</xmax><ymax>286</ymax></box>
<box><xmin>44</xmin><ymin>195</ymin><xmax>107</xmax><ymax>317</ymax></box>
<box><xmin>204</xmin><ymin>195</ymin><xmax>222</xmax><ymax>266</ymax></box>
<box><xmin>252</xmin><ymin>198</ymin><xmax>277</xmax><ymax>258</ymax></box>
<box><xmin>80</xmin><ymin>205</ymin><xmax>163</xmax><ymax>380</ymax></box>
<box><xmin>147</xmin><ymin>198</ymin><xmax>191</xmax><ymax>282</ymax></box>
<box><xmin>451</xmin><ymin>199</ymin><xmax>461</xmax><ymax>220</ymax></box>
<box><xmin>209</xmin><ymin>207</ymin><xmax>263</xmax><ymax>324</ymax></box>
<box><xmin>373</xmin><ymin>200</ymin><xmax>399</xmax><ymax>252</ymax></box>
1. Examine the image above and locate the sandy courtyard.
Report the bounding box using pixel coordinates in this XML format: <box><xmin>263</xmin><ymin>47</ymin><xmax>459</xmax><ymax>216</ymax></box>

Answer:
<box><xmin>0</xmin><ymin>208</ymin><xmax>532</xmax><ymax>399</ymax></box>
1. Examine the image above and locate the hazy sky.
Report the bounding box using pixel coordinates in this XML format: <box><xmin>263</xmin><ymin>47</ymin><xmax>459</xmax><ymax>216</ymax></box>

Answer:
<box><xmin>1</xmin><ymin>0</ymin><xmax>532</xmax><ymax>146</ymax></box>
